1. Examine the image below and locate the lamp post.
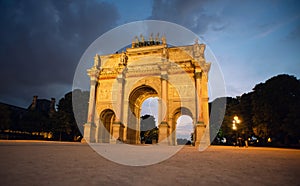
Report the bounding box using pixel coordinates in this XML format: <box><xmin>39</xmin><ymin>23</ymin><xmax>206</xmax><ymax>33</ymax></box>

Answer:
<box><xmin>232</xmin><ymin>115</ymin><xmax>240</xmax><ymax>146</ymax></box>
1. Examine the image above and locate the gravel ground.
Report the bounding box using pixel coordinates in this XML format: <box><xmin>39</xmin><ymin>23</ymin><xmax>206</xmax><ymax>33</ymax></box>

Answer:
<box><xmin>0</xmin><ymin>141</ymin><xmax>299</xmax><ymax>186</ymax></box>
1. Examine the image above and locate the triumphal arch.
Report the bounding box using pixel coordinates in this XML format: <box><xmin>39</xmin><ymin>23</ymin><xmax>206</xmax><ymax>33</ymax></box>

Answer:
<box><xmin>83</xmin><ymin>34</ymin><xmax>211</xmax><ymax>146</ymax></box>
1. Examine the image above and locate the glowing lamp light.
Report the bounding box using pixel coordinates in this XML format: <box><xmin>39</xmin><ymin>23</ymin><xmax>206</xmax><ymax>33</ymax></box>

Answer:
<box><xmin>232</xmin><ymin>116</ymin><xmax>240</xmax><ymax>131</ymax></box>
<box><xmin>232</xmin><ymin>124</ymin><xmax>237</xmax><ymax>130</ymax></box>
<box><xmin>234</xmin><ymin>116</ymin><xmax>241</xmax><ymax>123</ymax></box>
<box><xmin>267</xmin><ymin>137</ymin><xmax>272</xmax><ymax>143</ymax></box>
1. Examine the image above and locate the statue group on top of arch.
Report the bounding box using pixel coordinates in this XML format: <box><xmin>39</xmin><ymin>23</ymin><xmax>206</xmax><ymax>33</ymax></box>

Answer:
<box><xmin>133</xmin><ymin>33</ymin><xmax>166</xmax><ymax>48</ymax></box>
<box><xmin>84</xmin><ymin>34</ymin><xmax>211</xmax><ymax>147</ymax></box>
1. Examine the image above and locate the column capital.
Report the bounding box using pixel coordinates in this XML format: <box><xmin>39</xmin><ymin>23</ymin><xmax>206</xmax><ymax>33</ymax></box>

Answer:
<box><xmin>195</xmin><ymin>72</ymin><xmax>202</xmax><ymax>79</ymax></box>
<box><xmin>87</xmin><ymin>68</ymin><xmax>100</xmax><ymax>79</ymax></box>
<box><xmin>161</xmin><ymin>73</ymin><xmax>168</xmax><ymax>80</ymax></box>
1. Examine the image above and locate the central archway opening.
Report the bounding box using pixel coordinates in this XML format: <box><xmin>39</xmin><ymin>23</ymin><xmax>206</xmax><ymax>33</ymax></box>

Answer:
<box><xmin>140</xmin><ymin>97</ymin><xmax>159</xmax><ymax>144</ymax></box>
<box><xmin>127</xmin><ymin>85</ymin><xmax>158</xmax><ymax>144</ymax></box>
<box><xmin>176</xmin><ymin>115</ymin><xmax>193</xmax><ymax>145</ymax></box>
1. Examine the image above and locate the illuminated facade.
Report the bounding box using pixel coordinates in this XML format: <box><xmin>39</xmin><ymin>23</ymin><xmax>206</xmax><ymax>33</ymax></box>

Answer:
<box><xmin>84</xmin><ymin>35</ymin><xmax>211</xmax><ymax>146</ymax></box>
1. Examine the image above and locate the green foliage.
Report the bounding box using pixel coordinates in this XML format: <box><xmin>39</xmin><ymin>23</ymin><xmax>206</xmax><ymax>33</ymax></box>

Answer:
<box><xmin>213</xmin><ymin>74</ymin><xmax>300</xmax><ymax>145</ymax></box>
<box><xmin>54</xmin><ymin>89</ymin><xmax>89</xmax><ymax>141</ymax></box>
<box><xmin>209</xmin><ymin>97</ymin><xmax>226</xmax><ymax>140</ymax></box>
<box><xmin>238</xmin><ymin>92</ymin><xmax>253</xmax><ymax>134</ymax></box>
<box><xmin>21</xmin><ymin>110</ymin><xmax>49</xmax><ymax>132</ymax></box>
<box><xmin>219</xmin><ymin>97</ymin><xmax>240</xmax><ymax>137</ymax></box>
<box><xmin>140</xmin><ymin>115</ymin><xmax>158</xmax><ymax>143</ymax></box>
<box><xmin>0</xmin><ymin>104</ymin><xmax>13</xmax><ymax>130</ymax></box>
<box><xmin>252</xmin><ymin>75</ymin><xmax>300</xmax><ymax>140</ymax></box>
<box><xmin>72</xmin><ymin>89</ymin><xmax>89</xmax><ymax>134</ymax></box>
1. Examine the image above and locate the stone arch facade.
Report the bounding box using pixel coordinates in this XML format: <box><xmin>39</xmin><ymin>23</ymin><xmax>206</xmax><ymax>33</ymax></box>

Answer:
<box><xmin>83</xmin><ymin>36</ymin><xmax>211</xmax><ymax>147</ymax></box>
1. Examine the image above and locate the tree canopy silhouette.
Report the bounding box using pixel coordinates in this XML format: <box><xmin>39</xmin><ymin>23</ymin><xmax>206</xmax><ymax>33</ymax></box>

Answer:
<box><xmin>212</xmin><ymin>74</ymin><xmax>300</xmax><ymax>146</ymax></box>
<box><xmin>54</xmin><ymin>89</ymin><xmax>89</xmax><ymax>141</ymax></box>
<box><xmin>140</xmin><ymin>115</ymin><xmax>158</xmax><ymax>144</ymax></box>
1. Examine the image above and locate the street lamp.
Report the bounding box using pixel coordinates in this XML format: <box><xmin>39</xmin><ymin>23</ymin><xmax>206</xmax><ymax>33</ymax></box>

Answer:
<box><xmin>232</xmin><ymin>115</ymin><xmax>241</xmax><ymax>146</ymax></box>
<box><xmin>234</xmin><ymin>116</ymin><xmax>241</xmax><ymax>124</ymax></box>
<box><xmin>232</xmin><ymin>115</ymin><xmax>240</xmax><ymax>131</ymax></box>
<box><xmin>232</xmin><ymin>120</ymin><xmax>237</xmax><ymax>131</ymax></box>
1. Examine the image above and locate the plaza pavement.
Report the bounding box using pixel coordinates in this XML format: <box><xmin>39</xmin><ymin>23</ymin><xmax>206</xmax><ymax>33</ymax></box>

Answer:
<box><xmin>0</xmin><ymin>140</ymin><xmax>299</xmax><ymax>186</ymax></box>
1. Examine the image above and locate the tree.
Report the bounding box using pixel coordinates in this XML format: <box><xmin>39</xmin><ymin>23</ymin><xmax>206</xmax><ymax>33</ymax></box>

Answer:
<box><xmin>0</xmin><ymin>104</ymin><xmax>13</xmax><ymax>130</ymax></box>
<box><xmin>251</xmin><ymin>74</ymin><xmax>300</xmax><ymax>144</ymax></box>
<box><xmin>211</xmin><ymin>74</ymin><xmax>300</xmax><ymax>146</ymax></box>
<box><xmin>209</xmin><ymin>97</ymin><xmax>226</xmax><ymax>143</ymax></box>
<box><xmin>55</xmin><ymin>89</ymin><xmax>89</xmax><ymax>141</ymax></box>
<box><xmin>140</xmin><ymin>115</ymin><xmax>158</xmax><ymax>144</ymax></box>
<box><xmin>72</xmin><ymin>89</ymin><xmax>89</xmax><ymax>135</ymax></box>
<box><xmin>219</xmin><ymin>97</ymin><xmax>240</xmax><ymax>138</ymax></box>
<box><xmin>237</xmin><ymin>92</ymin><xmax>254</xmax><ymax>139</ymax></box>
<box><xmin>21</xmin><ymin>110</ymin><xmax>49</xmax><ymax>133</ymax></box>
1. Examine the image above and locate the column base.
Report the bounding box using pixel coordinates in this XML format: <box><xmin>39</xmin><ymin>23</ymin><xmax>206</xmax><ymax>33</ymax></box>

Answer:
<box><xmin>81</xmin><ymin>138</ymin><xmax>87</xmax><ymax>144</ymax></box>
<box><xmin>194</xmin><ymin>122</ymin><xmax>206</xmax><ymax>147</ymax></box>
<box><xmin>112</xmin><ymin>121</ymin><xmax>125</xmax><ymax>143</ymax></box>
<box><xmin>83</xmin><ymin>122</ymin><xmax>96</xmax><ymax>143</ymax></box>
<box><xmin>158</xmin><ymin>122</ymin><xmax>169</xmax><ymax>144</ymax></box>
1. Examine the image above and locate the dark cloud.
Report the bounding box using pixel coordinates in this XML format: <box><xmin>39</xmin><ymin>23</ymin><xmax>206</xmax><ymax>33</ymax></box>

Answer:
<box><xmin>0</xmin><ymin>0</ymin><xmax>119</xmax><ymax>107</ymax></box>
<box><xmin>149</xmin><ymin>0</ymin><xmax>226</xmax><ymax>34</ymax></box>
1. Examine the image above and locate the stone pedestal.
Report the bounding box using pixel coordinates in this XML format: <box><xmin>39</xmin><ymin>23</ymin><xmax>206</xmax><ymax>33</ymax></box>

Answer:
<box><xmin>111</xmin><ymin>122</ymin><xmax>124</xmax><ymax>144</ymax></box>
<box><xmin>194</xmin><ymin>122</ymin><xmax>206</xmax><ymax>147</ymax></box>
<box><xmin>169</xmin><ymin>131</ymin><xmax>177</xmax><ymax>146</ymax></box>
<box><xmin>81</xmin><ymin>138</ymin><xmax>87</xmax><ymax>143</ymax></box>
<box><xmin>83</xmin><ymin>122</ymin><xmax>96</xmax><ymax>143</ymax></box>
<box><xmin>158</xmin><ymin>122</ymin><xmax>169</xmax><ymax>144</ymax></box>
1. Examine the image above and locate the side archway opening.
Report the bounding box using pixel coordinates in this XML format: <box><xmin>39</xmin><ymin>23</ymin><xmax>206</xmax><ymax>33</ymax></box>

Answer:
<box><xmin>99</xmin><ymin>109</ymin><xmax>115</xmax><ymax>143</ymax></box>
<box><xmin>176</xmin><ymin>115</ymin><xmax>194</xmax><ymax>145</ymax></box>
<box><xmin>172</xmin><ymin>107</ymin><xmax>194</xmax><ymax>145</ymax></box>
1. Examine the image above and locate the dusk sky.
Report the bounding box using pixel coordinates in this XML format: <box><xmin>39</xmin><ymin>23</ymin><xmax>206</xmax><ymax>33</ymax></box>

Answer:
<box><xmin>1</xmin><ymin>0</ymin><xmax>299</xmax><ymax>108</ymax></box>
